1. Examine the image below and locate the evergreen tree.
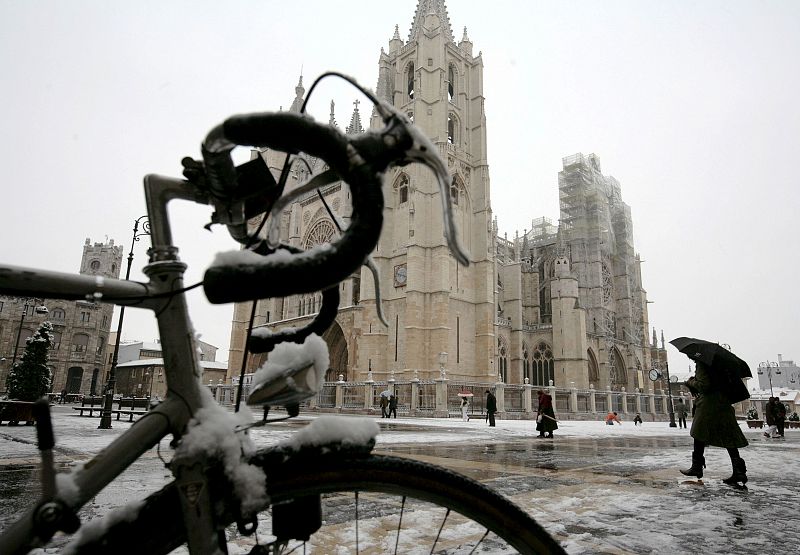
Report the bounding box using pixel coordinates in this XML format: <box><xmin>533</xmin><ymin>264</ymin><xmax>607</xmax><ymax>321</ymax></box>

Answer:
<box><xmin>7</xmin><ymin>321</ymin><xmax>53</xmax><ymax>401</ymax></box>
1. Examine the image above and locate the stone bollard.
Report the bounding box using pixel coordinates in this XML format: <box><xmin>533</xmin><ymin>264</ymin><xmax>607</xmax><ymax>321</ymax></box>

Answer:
<box><xmin>569</xmin><ymin>386</ymin><xmax>578</xmax><ymax>413</ymax></box>
<box><xmin>435</xmin><ymin>377</ymin><xmax>449</xmax><ymax>418</ymax></box>
<box><xmin>621</xmin><ymin>387</ymin><xmax>628</xmax><ymax>414</ymax></box>
<box><xmin>523</xmin><ymin>379</ymin><xmax>533</xmax><ymax>415</ymax></box>
<box><xmin>495</xmin><ymin>381</ymin><xmax>506</xmax><ymax>415</ymax></box>
<box><xmin>411</xmin><ymin>374</ymin><xmax>420</xmax><ymax>414</ymax></box>
<box><xmin>335</xmin><ymin>375</ymin><xmax>344</xmax><ymax>411</ymax></box>
<box><xmin>589</xmin><ymin>384</ymin><xmax>596</xmax><ymax>414</ymax></box>
<box><xmin>363</xmin><ymin>379</ymin><xmax>374</xmax><ymax>411</ymax></box>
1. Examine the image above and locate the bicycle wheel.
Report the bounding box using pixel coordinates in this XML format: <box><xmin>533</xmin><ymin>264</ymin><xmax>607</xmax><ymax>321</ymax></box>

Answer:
<box><xmin>66</xmin><ymin>455</ymin><xmax>564</xmax><ymax>554</ymax></box>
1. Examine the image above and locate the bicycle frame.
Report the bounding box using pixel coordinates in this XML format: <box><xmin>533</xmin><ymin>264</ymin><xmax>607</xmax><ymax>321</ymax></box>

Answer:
<box><xmin>1</xmin><ymin>174</ymin><xmax>222</xmax><ymax>555</ymax></box>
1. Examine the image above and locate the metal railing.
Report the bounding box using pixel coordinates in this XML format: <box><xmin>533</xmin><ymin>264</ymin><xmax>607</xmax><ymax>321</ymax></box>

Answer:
<box><xmin>208</xmin><ymin>380</ymin><xmax>682</xmax><ymax>422</ymax></box>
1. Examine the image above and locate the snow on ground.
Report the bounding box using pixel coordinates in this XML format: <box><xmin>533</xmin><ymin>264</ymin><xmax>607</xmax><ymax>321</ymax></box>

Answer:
<box><xmin>1</xmin><ymin>407</ymin><xmax>798</xmax><ymax>554</ymax></box>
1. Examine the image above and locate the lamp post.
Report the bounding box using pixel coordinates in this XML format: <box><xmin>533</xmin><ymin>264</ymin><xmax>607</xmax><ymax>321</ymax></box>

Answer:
<box><xmin>757</xmin><ymin>361</ymin><xmax>780</xmax><ymax>397</ymax></box>
<box><xmin>99</xmin><ymin>215</ymin><xmax>150</xmax><ymax>429</ymax></box>
<box><xmin>146</xmin><ymin>370</ymin><xmax>155</xmax><ymax>399</ymax></box>
<box><xmin>10</xmin><ymin>298</ymin><xmax>47</xmax><ymax>367</ymax></box>
<box><xmin>649</xmin><ymin>361</ymin><xmax>677</xmax><ymax>427</ymax></box>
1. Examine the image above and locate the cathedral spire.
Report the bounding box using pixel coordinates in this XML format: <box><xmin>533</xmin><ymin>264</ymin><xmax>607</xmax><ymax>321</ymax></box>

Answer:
<box><xmin>345</xmin><ymin>99</ymin><xmax>364</xmax><ymax>135</ymax></box>
<box><xmin>408</xmin><ymin>0</ymin><xmax>454</xmax><ymax>43</ymax></box>
<box><xmin>289</xmin><ymin>71</ymin><xmax>305</xmax><ymax>113</ymax></box>
<box><xmin>329</xmin><ymin>99</ymin><xmax>338</xmax><ymax>128</ymax></box>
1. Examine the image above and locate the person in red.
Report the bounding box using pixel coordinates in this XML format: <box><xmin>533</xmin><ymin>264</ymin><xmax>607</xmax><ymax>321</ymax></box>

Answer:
<box><xmin>536</xmin><ymin>390</ymin><xmax>558</xmax><ymax>438</ymax></box>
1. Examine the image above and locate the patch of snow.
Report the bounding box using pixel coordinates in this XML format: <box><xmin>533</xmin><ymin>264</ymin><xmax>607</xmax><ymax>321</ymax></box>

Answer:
<box><xmin>279</xmin><ymin>416</ymin><xmax>379</xmax><ymax>451</ymax></box>
<box><xmin>55</xmin><ymin>462</ymin><xmax>85</xmax><ymax>506</ymax></box>
<box><xmin>250</xmin><ymin>334</ymin><xmax>328</xmax><ymax>395</ymax></box>
<box><xmin>175</xmin><ymin>390</ymin><xmax>267</xmax><ymax>516</ymax></box>
<box><xmin>61</xmin><ymin>499</ymin><xmax>144</xmax><ymax>555</ymax></box>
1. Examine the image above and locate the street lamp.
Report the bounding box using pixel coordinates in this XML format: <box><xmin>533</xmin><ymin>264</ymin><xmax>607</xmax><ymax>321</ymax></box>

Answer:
<box><xmin>10</xmin><ymin>298</ymin><xmax>48</xmax><ymax>367</ymax></box>
<box><xmin>649</xmin><ymin>361</ymin><xmax>677</xmax><ymax>427</ymax></box>
<box><xmin>145</xmin><ymin>370</ymin><xmax>155</xmax><ymax>399</ymax></box>
<box><xmin>757</xmin><ymin>361</ymin><xmax>781</xmax><ymax>396</ymax></box>
<box><xmin>99</xmin><ymin>215</ymin><xmax>150</xmax><ymax>429</ymax></box>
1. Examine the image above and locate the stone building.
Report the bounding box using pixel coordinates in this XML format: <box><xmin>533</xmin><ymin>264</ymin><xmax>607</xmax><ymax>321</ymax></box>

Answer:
<box><xmin>0</xmin><ymin>239</ymin><xmax>121</xmax><ymax>395</ymax></box>
<box><xmin>103</xmin><ymin>335</ymin><xmax>220</xmax><ymax>398</ymax></box>
<box><xmin>227</xmin><ymin>0</ymin><xmax>666</xmax><ymax>391</ymax></box>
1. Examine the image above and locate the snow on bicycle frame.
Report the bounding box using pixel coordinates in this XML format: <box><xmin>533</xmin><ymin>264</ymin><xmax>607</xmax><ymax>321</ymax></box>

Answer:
<box><xmin>0</xmin><ymin>73</ymin><xmax>472</xmax><ymax>555</ymax></box>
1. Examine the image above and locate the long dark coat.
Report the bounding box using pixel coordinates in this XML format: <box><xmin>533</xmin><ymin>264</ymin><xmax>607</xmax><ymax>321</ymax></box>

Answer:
<box><xmin>536</xmin><ymin>392</ymin><xmax>558</xmax><ymax>433</ymax></box>
<box><xmin>765</xmin><ymin>399</ymin><xmax>778</xmax><ymax>426</ymax></box>
<box><xmin>688</xmin><ymin>363</ymin><xmax>747</xmax><ymax>449</ymax></box>
<box><xmin>486</xmin><ymin>392</ymin><xmax>497</xmax><ymax>413</ymax></box>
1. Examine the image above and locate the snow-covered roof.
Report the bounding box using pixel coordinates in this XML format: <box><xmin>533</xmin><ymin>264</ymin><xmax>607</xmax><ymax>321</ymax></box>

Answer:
<box><xmin>747</xmin><ymin>388</ymin><xmax>800</xmax><ymax>401</ymax></box>
<box><xmin>116</xmin><ymin>358</ymin><xmax>227</xmax><ymax>370</ymax></box>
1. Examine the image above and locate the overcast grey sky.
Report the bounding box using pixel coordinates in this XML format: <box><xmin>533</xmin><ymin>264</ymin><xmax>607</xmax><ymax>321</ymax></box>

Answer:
<box><xmin>1</xmin><ymin>1</ymin><xmax>798</xmax><ymax>379</ymax></box>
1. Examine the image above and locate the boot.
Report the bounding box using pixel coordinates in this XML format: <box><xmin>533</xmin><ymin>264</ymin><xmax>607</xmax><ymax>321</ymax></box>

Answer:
<box><xmin>680</xmin><ymin>453</ymin><xmax>706</xmax><ymax>479</ymax></box>
<box><xmin>723</xmin><ymin>457</ymin><xmax>748</xmax><ymax>485</ymax></box>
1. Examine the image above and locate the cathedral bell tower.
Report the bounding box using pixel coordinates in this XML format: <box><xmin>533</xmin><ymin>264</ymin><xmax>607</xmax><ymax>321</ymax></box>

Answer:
<box><xmin>359</xmin><ymin>1</ymin><xmax>495</xmax><ymax>381</ymax></box>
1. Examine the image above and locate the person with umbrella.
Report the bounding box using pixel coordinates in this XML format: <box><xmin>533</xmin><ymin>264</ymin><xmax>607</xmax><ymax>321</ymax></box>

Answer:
<box><xmin>458</xmin><ymin>391</ymin><xmax>473</xmax><ymax>422</ymax></box>
<box><xmin>379</xmin><ymin>389</ymin><xmax>391</xmax><ymax>418</ymax></box>
<box><xmin>671</xmin><ymin>337</ymin><xmax>750</xmax><ymax>486</ymax></box>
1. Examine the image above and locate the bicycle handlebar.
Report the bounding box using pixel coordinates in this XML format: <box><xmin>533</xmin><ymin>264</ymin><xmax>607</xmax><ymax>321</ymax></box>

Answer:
<box><xmin>202</xmin><ymin>104</ymin><xmax>469</xmax><ymax>305</ymax></box>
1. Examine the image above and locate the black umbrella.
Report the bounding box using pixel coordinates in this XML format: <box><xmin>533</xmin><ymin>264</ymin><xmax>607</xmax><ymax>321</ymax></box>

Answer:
<box><xmin>670</xmin><ymin>337</ymin><xmax>752</xmax><ymax>378</ymax></box>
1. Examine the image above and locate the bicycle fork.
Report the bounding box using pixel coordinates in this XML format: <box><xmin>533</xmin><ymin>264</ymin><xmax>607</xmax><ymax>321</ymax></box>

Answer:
<box><xmin>173</xmin><ymin>457</ymin><xmax>228</xmax><ymax>555</ymax></box>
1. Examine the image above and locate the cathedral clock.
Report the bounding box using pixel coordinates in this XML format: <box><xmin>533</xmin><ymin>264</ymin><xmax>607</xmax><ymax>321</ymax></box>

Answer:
<box><xmin>393</xmin><ymin>264</ymin><xmax>407</xmax><ymax>287</ymax></box>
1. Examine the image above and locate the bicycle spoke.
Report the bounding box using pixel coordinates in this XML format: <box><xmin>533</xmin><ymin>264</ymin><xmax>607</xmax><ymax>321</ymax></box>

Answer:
<box><xmin>429</xmin><ymin>508</ymin><xmax>451</xmax><ymax>554</ymax></box>
<box><xmin>394</xmin><ymin>495</ymin><xmax>406</xmax><ymax>555</ymax></box>
<box><xmin>355</xmin><ymin>490</ymin><xmax>359</xmax><ymax>554</ymax></box>
<box><xmin>467</xmin><ymin>529</ymin><xmax>491</xmax><ymax>554</ymax></box>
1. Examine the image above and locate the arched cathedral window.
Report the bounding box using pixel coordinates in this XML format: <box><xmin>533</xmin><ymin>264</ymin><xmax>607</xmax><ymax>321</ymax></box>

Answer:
<box><xmin>394</xmin><ymin>173</ymin><xmax>409</xmax><ymax>205</ymax></box>
<box><xmin>523</xmin><ymin>344</ymin><xmax>531</xmax><ymax>384</ymax></box>
<box><xmin>497</xmin><ymin>337</ymin><xmax>508</xmax><ymax>383</ymax></box>
<box><xmin>609</xmin><ymin>347</ymin><xmax>628</xmax><ymax>390</ymax></box>
<box><xmin>302</xmin><ymin>220</ymin><xmax>335</xmax><ymax>250</ymax></box>
<box><xmin>448</xmin><ymin>64</ymin><xmax>456</xmax><ymax>103</ymax></box>
<box><xmin>588</xmin><ymin>348</ymin><xmax>599</xmax><ymax>386</ymax></box>
<box><xmin>532</xmin><ymin>341</ymin><xmax>554</xmax><ymax>387</ymax></box>
<box><xmin>406</xmin><ymin>62</ymin><xmax>415</xmax><ymax>101</ymax></box>
<box><xmin>447</xmin><ymin>113</ymin><xmax>457</xmax><ymax>144</ymax></box>
<box><xmin>450</xmin><ymin>182</ymin><xmax>459</xmax><ymax>206</ymax></box>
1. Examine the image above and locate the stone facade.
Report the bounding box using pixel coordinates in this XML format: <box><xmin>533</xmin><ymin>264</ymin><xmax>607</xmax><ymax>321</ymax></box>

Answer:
<box><xmin>226</xmin><ymin>0</ymin><xmax>666</xmax><ymax>391</ymax></box>
<box><xmin>0</xmin><ymin>239</ymin><xmax>121</xmax><ymax>395</ymax></box>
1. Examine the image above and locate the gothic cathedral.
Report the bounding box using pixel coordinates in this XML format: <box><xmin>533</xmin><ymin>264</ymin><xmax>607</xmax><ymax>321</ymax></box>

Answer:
<box><xmin>226</xmin><ymin>0</ymin><xmax>665</xmax><ymax>393</ymax></box>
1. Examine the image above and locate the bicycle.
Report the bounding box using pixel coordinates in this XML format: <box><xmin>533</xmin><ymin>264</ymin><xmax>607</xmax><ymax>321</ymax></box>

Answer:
<box><xmin>0</xmin><ymin>73</ymin><xmax>564</xmax><ymax>555</ymax></box>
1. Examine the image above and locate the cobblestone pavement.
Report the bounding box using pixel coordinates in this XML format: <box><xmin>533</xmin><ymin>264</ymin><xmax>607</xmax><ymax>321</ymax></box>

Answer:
<box><xmin>1</xmin><ymin>406</ymin><xmax>798</xmax><ymax>554</ymax></box>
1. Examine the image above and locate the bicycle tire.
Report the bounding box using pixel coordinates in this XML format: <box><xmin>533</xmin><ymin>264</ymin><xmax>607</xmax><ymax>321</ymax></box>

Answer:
<box><xmin>66</xmin><ymin>454</ymin><xmax>564</xmax><ymax>554</ymax></box>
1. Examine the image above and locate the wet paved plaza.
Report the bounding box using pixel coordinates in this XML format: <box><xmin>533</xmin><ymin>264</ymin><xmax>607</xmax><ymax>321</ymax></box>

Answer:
<box><xmin>2</xmin><ymin>406</ymin><xmax>799</xmax><ymax>553</ymax></box>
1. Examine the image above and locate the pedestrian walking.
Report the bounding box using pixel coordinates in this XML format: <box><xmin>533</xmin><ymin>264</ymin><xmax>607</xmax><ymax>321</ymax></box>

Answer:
<box><xmin>460</xmin><ymin>396</ymin><xmax>470</xmax><ymax>421</ymax></box>
<box><xmin>388</xmin><ymin>394</ymin><xmax>398</xmax><ymax>418</ymax></box>
<box><xmin>764</xmin><ymin>397</ymin><xmax>780</xmax><ymax>438</ymax></box>
<box><xmin>536</xmin><ymin>390</ymin><xmax>558</xmax><ymax>438</ymax></box>
<box><xmin>380</xmin><ymin>394</ymin><xmax>389</xmax><ymax>418</ymax></box>
<box><xmin>485</xmin><ymin>390</ymin><xmax>497</xmax><ymax>427</ymax></box>
<box><xmin>680</xmin><ymin>360</ymin><xmax>749</xmax><ymax>486</ymax></box>
<box><xmin>59</xmin><ymin>388</ymin><xmax>67</xmax><ymax>404</ymax></box>
<box><xmin>673</xmin><ymin>397</ymin><xmax>688</xmax><ymax>429</ymax></box>
<box><xmin>776</xmin><ymin>400</ymin><xmax>786</xmax><ymax>438</ymax></box>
